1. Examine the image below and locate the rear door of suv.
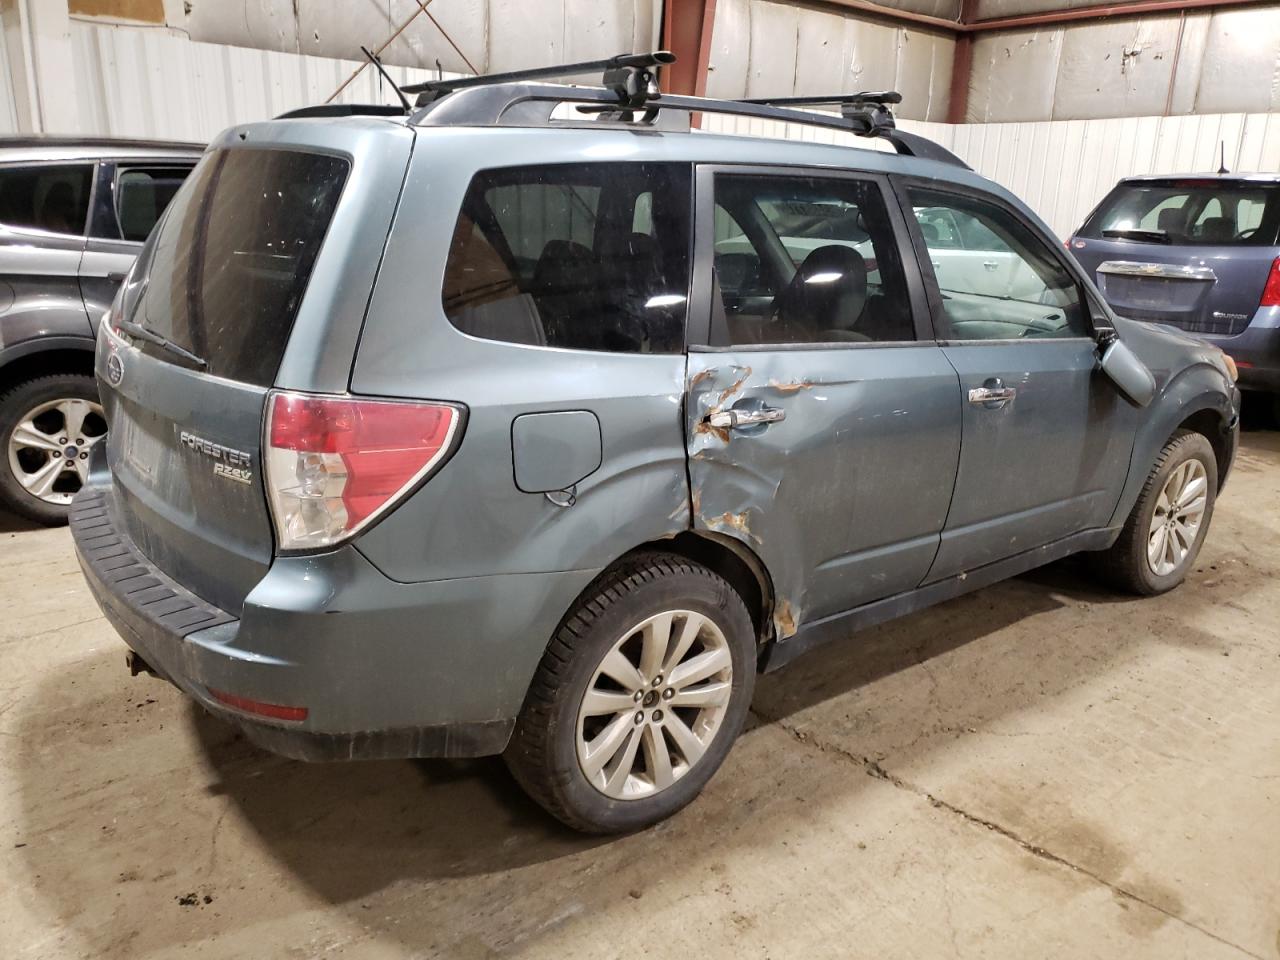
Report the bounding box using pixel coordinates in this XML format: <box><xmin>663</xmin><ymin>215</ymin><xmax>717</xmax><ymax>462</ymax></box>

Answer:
<box><xmin>684</xmin><ymin>165</ymin><xmax>962</xmax><ymax>631</ymax></box>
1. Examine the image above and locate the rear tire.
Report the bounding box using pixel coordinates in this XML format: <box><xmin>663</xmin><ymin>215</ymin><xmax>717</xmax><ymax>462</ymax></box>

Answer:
<box><xmin>505</xmin><ymin>552</ymin><xmax>756</xmax><ymax>834</ymax></box>
<box><xmin>1091</xmin><ymin>430</ymin><xmax>1217</xmax><ymax>595</ymax></box>
<box><xmin>0</xmin><ymin>373</ymin><xmax>105</xmax><ymax>526</ymax></box>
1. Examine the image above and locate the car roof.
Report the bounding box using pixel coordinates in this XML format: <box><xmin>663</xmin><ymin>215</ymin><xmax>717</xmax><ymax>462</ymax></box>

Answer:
<box><xmin>0</xmin><ymin>136</ymin><xmax>205</xmax><ymax>163</ymax></box>
<box><xmin>1118</xmin><ymin>172</ymin><xmax>1280</xmax><ymax>184</ymax></box>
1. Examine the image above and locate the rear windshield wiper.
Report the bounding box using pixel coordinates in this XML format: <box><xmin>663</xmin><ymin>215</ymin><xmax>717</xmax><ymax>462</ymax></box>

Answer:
<box><xmin>1102</xmin><ymin>228</ymin><xmax>1172</xmax><ymax>244</ymax></box>
<box><xmin>116</xmin><ymin>318</ymin><xmax>207</xmax><ymax>369</ymax></box>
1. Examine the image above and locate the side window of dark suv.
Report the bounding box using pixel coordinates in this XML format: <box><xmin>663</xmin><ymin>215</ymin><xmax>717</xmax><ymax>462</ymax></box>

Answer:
<box><xmin>0</xmin><ymin>164</ymin><xmax>93</xmax><ymax>236</ymax></box>
<box><xmin>443</xmin><ymin>163</ymin><xmax>692</xmax><ymax>354</ymax></box>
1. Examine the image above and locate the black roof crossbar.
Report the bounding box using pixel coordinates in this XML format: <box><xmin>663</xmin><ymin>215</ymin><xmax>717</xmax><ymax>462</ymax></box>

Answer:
<box><xmin>405</xmin><ymin>51</ymin><xmax>675</xmax><ymax>113</ymax></box>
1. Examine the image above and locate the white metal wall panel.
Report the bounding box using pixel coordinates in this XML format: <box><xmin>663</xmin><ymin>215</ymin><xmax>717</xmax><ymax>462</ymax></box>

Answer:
<box><xmin>967</xmin><ymin>6</ymin><xmax>1280</xmax><ymax>122</ymax></box>
<box><xmin>703</xmin><ymin>0</ymin><xmax>956</xmax><ymax>120</ymax></box>
<box><xmin>69</xmin><ymin>22</ymin><xmax>457</xmax><ymax>142</ymax></box>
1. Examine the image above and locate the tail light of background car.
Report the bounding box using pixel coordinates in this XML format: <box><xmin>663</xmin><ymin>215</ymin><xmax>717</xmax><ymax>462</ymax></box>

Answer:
<box><xmin>1260</xmin><ymin>257</ymin><xmax>1280</xmax><ymax>307</ymax></box>
<box><xmin>265</xmin><ymin>391</ymin><xmax>462</xmax><ymax>551</ymax></box>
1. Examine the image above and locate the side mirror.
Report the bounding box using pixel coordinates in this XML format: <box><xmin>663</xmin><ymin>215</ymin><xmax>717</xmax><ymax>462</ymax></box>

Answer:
<box><xmin>1098</xmin><ymin>333</ymin><xmax>1156</xmax><ymax>407</ymax></box>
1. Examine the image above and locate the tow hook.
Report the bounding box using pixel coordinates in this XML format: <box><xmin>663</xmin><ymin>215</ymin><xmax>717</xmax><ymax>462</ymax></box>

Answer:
<box><xmin>126</xmin><ymin>650</ymin><xmax>157</xmax><ymax>678</ymax></box>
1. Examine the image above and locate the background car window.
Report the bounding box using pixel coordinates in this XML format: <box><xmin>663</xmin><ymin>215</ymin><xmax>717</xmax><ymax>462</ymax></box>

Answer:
<box><xmin>443</xmin><ymin>163</ymin><xmax>691</xmax><ymax>354</ymax></box>
<box><xmin>711</xmin><ymin>174</ymin><xmax>913</xmax><ymax>345</ymax></box>
<box><xmin>116</xmin><ymin>166</ymin><xmax>191</xmax><ymax>242</ymax></box>
<box><xmin>0</xmin><ymin>164</ymin><xmax>93</xmax><ymax>236</ymax></box>
<box><xmin>910</xmin><ymin>188</ymin><xmax>1087</xmax><ymax>340</ymax></box>
<box><xmin>1080</xmin><ymin>179</ymin><xmax>1280</xmax><ymax>245</ymax></box>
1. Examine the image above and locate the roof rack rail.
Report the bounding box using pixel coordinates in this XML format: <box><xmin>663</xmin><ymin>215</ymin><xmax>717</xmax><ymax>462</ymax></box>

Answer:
<box><xmin>283</xmin><ymin>48</ymin><xmax>966</xmax><ymax>169</ymax></box>
<box><xmin>736</xmin><ymin>92</ymin><xmax>966</xmax><ymax>168</ymax></box>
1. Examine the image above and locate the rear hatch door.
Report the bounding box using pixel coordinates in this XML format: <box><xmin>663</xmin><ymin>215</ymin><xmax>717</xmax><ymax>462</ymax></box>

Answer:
<box><xmin>1073</xmin><ymin>177</ymin><xmax>1280</xmax><ymax>335</ymax></box>
<box><xmin>98</xmin><ymin>124</ymin><xmax>412</xmax><ymax>613</ymax></box>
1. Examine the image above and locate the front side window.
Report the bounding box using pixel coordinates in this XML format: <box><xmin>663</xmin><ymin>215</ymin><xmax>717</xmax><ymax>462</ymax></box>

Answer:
<box><xmin>115</xmin><ymin>166</ymin><xmax>193</xmax><ymax>242</ymax></box>
<box><xmin>443</xmin><ymin>163</ymin><xmax>691</xmax><ymax>354</ymax></box>
<box><xmin>0</xmin><ymin>163</ymin><xmax>93</xmax><ymax>236</ymax></box>
<box><xmin>711</xmin><ymin>174</ymin><xmax>914</xmax><ymax>345</ymax></box>
<box><xmin>909</xmin><ymin>188</ymin><xmax>1087</xmax><ymax>340</ymax></box>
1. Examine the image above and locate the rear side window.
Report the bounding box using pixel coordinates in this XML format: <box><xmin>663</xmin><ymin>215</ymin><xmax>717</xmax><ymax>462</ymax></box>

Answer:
<box><xmin>1080</xmin><ymin>179</ymin><xmax>1280</xmax><ymax>246</ymax></box>
<box><xmin>116</xmin><ymin>166</ymin><xmax>192</xmax><ymax>241</ymax></box>
<box><xmin>0</xmin><ymin>163</ymin><xmax>93</xmax><ymax>236</ymax></box>
<box><xmin>443</xmin><ymin>163</ymin><xmax>691</xmax><ymax>354</ymax></box>
<box><xmin>131</xmin><ymin>148</ymin><xmax>349</xmax><ymax>386</ymax></box>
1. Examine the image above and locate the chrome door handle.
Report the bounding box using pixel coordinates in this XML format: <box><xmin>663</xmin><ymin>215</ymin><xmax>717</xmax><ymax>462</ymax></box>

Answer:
<box><xmin>968</xmin><ymin>386</ymin><xmax>1016</xmax><ymax>406</ymax></box>
<box><xmin>705</xmin><ymin>407</ymin><xmax>786</xmax><ymax>429</ymax></box>
<box><xmin>982</xmin><ymin>260</ymin><xmax>999</xmax><ymax>271</ymax></box>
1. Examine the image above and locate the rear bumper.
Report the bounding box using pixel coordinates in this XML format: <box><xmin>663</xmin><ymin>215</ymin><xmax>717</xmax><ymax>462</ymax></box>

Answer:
<box><xmin>1200</xmin><ymin>310</ymin><xmax>1280</xmax><ymax>392</ymax></box>
<box><xmin>71</xmin><ymin>486</ymin><xmax>597</xmax><ymax>761</ymax></box>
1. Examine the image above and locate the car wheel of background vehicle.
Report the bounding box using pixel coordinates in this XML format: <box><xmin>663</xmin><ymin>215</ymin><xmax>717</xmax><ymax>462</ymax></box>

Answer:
<box><xmin>1091</xmin><ymin>429</ymin><xmax>1217</xmax><ymax>596</ymax></box>
<box><xmin>0</xmin><ymin>374</ymin><xmax>105</xmax><ymax>525</ymax></box>
<box><xmin>505</xmin><ymin>552</ymin><xmax>756</xmax><ymax>834</ymax></box>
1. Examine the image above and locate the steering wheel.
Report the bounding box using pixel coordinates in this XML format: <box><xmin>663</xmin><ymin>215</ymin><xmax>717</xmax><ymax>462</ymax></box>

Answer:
<box><xmin>1234</xmin><ymin>227</ymin><xmax>1258</xmax><ymax>241</ymax></box>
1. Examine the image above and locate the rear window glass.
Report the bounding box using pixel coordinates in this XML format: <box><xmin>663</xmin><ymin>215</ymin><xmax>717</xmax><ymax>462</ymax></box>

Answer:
<box><xmin>130</xmin><ymin>148</ymin><xmax>349</xmax><ymax>386</ymax></box>
<box><xmin>1080</xmin><ymin>179</ymin><xmax>1280</xmax><ymax>246</ymax></box>
<box><xmin>0</xmin><ymin>163</ymin><xmax>93</xmax><ymax>235</ymax></box>
<box><xmin>443</xmin><ymin>163</ymin><xmax>691</xmax><ymax>354</ymax></box>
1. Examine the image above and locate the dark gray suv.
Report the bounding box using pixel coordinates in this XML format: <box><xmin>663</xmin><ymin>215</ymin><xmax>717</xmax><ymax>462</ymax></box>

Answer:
<box><xmin>1070</xmin><ymin>174</ymin><xmax>1280</xmax><ymax>415</ymax></box>
<box><xmin>0</xmin><ymin>137</ymin><xmax>200</xmax><ymax>523</ymax></box>
<box><xmin>70</xmin><ymin>56</ymin><xmax>1240</xmax><ymax>833</ymax></box>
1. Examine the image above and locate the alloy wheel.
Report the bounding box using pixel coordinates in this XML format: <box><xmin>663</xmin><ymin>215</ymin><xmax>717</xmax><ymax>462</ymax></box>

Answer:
<box><xmin>1147</xmin><ymin>458</ymin><xmax>1208</xmax><ymax>577</ymax></box>
<box><xmin>6</xmin><ymin>398</ymin><xmax>107</xmax><ymax>505</ymax></box>
<box><xmin>576</xmin><ymin>609</ymin><xmax>734</xmax><ymax>800</ymax></box>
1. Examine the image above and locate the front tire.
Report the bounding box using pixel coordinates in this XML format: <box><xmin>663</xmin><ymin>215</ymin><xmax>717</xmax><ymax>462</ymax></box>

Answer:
<box><xmin>1092</xmin><ymin>430</ymin><xmax>1217</xmax><ymax>595</ymax></box>
<box><xmin>0</xmin><ymin>373</ymin><xmax>106</xmax><ymax>525</ymax></box>
<box><xmin>505</xmin><ymin>553</ymin><xmax>756</xmax><ymax>834</ymax></box>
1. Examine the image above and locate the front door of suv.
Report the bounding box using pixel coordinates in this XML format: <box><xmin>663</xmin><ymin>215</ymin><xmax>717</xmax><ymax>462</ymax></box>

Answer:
<box><xmin>685</xmin><ymin>166</ymin><xmax>962</xmax><ymax>632</ymax></box>
<box><xmin>901</xmin><ymin>183</ymin><xmax>1135</xmax><ymax>581</ymax></box>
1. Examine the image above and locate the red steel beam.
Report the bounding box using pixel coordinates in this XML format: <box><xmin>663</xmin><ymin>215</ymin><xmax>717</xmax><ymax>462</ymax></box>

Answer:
<box><xmin>662</xmin><ymin>0</ymin><xmax>718</xmax><ymax>96</ymax></box>
<box><xmin>946</xmin><ymin>0</ymin><xmax>980</xmax><ymax>123</ymax></box>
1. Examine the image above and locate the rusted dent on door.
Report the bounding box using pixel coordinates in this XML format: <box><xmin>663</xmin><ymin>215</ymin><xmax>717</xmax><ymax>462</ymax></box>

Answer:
<box><xmin>716</xmin><ymin>366</ymin><xmax>752</xmax><ymax>406</ymax></box>
<box><xmin>767</xmin><ymin>378</ymin><xmax>814</xmax><ymax>394</ymax></box>
<box><xmin>772</xmin><ymin>598</ymin><xmax>798</xmax><ymax>640</ymax></box>
<box><xmin>688</xmin><ymin>367</ymin><xmax>716</xmax><ymax>390</ymax></box>
<box><xmin>693</xmin><ymin>418</ymin><xmax>732</xmax><ymax>444</ymax></box>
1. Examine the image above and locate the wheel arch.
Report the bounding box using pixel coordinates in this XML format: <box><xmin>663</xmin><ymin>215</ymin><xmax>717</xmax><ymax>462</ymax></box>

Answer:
<box><xmin>0</xmin><ymin>339</ymin><xmax>97</xmax><ymax>398</ymax></box>
<box><xmin>1108</xmin><ymin>366</ymin><xmax>1236</xmax><ymax>528</ymax></box>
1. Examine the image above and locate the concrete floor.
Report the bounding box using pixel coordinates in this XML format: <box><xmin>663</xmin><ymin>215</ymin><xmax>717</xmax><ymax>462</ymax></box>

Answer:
<box><xmin>2</xmin><ymin>432</ymin><xmax>1278</xmax><ymax>960</ymax></box>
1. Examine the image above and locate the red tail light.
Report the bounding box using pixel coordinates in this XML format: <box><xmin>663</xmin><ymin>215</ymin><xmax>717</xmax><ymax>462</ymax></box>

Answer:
<box><xmin>265</xmin><ymin>391</ymin><xmax>462</xmax><ymax>550</ymax></box>
<box><xmin>1260</xmin><ymin>257</ymin><xmax>1280</xmax><ymax>307</ymax></box>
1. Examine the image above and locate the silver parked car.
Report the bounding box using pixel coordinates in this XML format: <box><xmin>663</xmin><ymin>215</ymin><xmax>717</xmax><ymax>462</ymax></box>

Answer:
<box><xmin>0</xmin><ymin>137</ymin><xmax>200</xmax><ymax>523</ymax></box>
<box><xmin>70</xmin><ymin>55</ymin><xmax>1239</xmax><ymax>833</ymax></box>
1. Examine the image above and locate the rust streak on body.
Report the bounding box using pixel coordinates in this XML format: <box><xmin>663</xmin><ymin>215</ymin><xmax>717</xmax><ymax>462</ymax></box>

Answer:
<box><xmin>717</xmin><ymin>367</ymin><xmax>753</xmax><ymax>406</ymax></box>
<box><xmin>773</xmin><ymin>599</ymin><xmax>798</xmax><ymax>639</ymax></box>
<box><xmin>768</xmin><ymin>378</ymin><xmax>814</xmax><ymax>394</ymax></box>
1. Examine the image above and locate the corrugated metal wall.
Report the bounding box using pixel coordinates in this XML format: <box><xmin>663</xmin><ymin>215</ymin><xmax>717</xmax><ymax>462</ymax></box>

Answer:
<box><xmin>702</xmin><ymin>110</ymin><xmax>1280</xmax><ymax>237</ymax></box>
<box><xmin>704</xmin><ymin>0</ymin><xmax>956</xmax><ymax>121</ymax></box>
<box><xmin>966</xmin><ymin>5</ymin><xmax>1280</xmax><ymax>122</ymax></box>
<box><xmin>68</xmin><ymin>21</ymin><xmax>455</xmax><ymax>142</ymax></box>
